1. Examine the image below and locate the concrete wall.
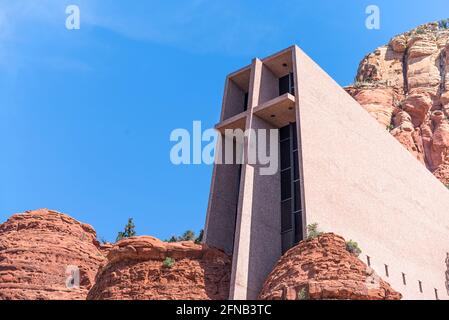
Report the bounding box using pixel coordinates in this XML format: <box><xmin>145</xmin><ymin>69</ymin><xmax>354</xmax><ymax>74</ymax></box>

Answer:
<box><xmin>258</xmin><ymin>65</ymin><xmax>279</xmax><ymax>105</ymax></box>
<box><xmin>246</xmin><ymin>115</ymin><xmax>282</xmax><ymax>299</ymax></box>
<box><xmin>294</xmin><ymin>46</ymin><xmax>449</xmax><ymax>300</ymax></box>
<box><xmin>228</xmin><ymin>114</ymin><xmax>282</xmax><ymax>300</ymax></box>
<box><xmin>203</xmin><ymin>134</ymin><xmax>243</xmax><ymax>255</ymax></box>
<box><xmin>222</xmin><ymin>79</ymin><xmax>246</xmax><ymax>121</ymax></box>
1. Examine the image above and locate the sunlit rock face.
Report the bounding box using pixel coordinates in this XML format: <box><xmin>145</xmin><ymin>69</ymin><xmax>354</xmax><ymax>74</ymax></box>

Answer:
<box><xmin>87</xmin><ymin>236</ymin><xmax>231</xmax><ymax>300</ymax></box>
<box><xmin>346</xmin><ymin>21</ymin><xmax>449</xmax><ymax>184</ymax></box>
<box><xmin>259</xmin><ymin>234</ymin><xmax>402</xmax><ymax>300</ymax></box>
<box><xmin>0</xmin><ymin>209</ymin><xmax>106</xmax><ymax>300</ymax></box>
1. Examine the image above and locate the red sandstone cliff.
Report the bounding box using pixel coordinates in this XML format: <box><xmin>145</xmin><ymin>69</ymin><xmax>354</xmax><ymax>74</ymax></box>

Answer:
<box><xmin>347</xmin><ymin>21</ymin><xmax>449</xmax><ymax>184</ymax></box>
<box><xmin>0</xmin><ymin>210</ymin><xmax>399</xmax><ymax>300</ymax></box>
<box><xmin>87</xmin><ymin>236</ymin><xmax>231</xmax><ymax>300</ymax></box>
<box><xmin>0</xmin><ymin>209</ymin><xmax>106</xmax><ymax>300</ymax></box>
<box><xmin>259</xmin><ymin>234</ymin><xmax>402</xmax><ymax>300</ymax></box>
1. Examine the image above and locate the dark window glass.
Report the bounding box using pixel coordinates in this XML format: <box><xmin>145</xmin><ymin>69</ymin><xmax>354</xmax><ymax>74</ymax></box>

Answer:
<box><xmin>280</xmin><ymin>73</ymin><xmax>295</xmax><ymax>96</ymax></box>
<box><xmin>281</xmin><ymin>200</ymin><xmax>293</xmax><ymax>231</ymax></box>
<box><xmin>292</xmin><ymin>126</ymin><xmax>298</xmax><ymax>150</ymax></box>
<box><xmin>279</xmin><ymin>74</ymin><xmax>290</xmax><ymax>96</ymax></box>
<box><xmin>243</xmin><ymin>92</ymin><xmax>249</xmax><ymax>112</ymax></box>
<box><xmin>280</xmin><ymin>122</ymin><xmax>303</xmax><ymax>252</ymax></box>
<box><xmin>293</xmin><ymin>151</ymin><xmax>299</xmax><ymax>180</ymax></box>
<box><xmin>281</xmin><ymin>140</ymin><xmax>291</xmax><ymax>170</ymax></box>
<box><xmin>281</xmin><ymin>171</ymin><xmax>291</xmax><ymax>200</ymax></box>
<box><xmin>294</xmin><ymin>181</ymin><xmax>301</xmax><ymax>211</ymax></box>
<box><xmin>280</xmin><ymin>125</ymin><xmax>290</xmax><ymax>141</ymax></box>
<box><xmin>282</xmin><ymin>231</ymin><xmax>293</xmax><ymax>254</ymax></box>
<box><xmin>294</xmin><ymin>211</ymin><xmax>303</xmax><ymax>242</ymax></box>
<box><xmin>290</xmin><ymin>73</ymin><xmax>295</xmax><ymax>95</ymax></box>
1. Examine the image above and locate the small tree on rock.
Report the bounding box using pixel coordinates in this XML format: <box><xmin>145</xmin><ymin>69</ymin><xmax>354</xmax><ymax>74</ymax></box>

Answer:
<box><xmin>180</xmin><ymin>230</ymin><xmax>195</xmax><ymax>241</ymax></box>
<box><xmin>116</xmin><ymin>218</ymin><xmax>136</xmax><ymax>242</ymax></box>
<box><xmin>195</xmin><ymin>229</ymin><xmax>204</xmax><ymax>244</ymax></box>
<box><xmin>306</xmin><ymin>223</ymin><xmax>323</xmax><ymax>240</ymax></box>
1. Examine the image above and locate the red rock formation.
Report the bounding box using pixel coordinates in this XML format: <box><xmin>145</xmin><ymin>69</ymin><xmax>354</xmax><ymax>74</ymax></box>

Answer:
<box><xmin>0</xmin><ymin>209</ymin><xmax>106</xmax><ymax>300</ymax></box>
<box><xmin>347</xmin><ymin>21</ymin><xmax>449</xmax><ymax>184</ymax></box>
<box><xmin>259</xmin><ymin>234</ymin><xmax>402</xmax><ymax>300</ymax></box>
<box><xmin>87</xmin><ymin>236</ymin><xmax>231</xmax><ymax>300</ymax></box>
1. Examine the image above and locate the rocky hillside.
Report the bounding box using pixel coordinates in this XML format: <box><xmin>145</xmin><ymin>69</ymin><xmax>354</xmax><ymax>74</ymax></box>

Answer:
<box><xmin>0</xmin><ymin>210</ymin><xmax>400</xmax><ymax>300</ymax></box>
<box><xmin>259</xmin><ymin>234</ymin><xmax>401</xmax><ymax>300</ymax></box>
<box><xmin>0</xmin><ymin>209</ymin><xmax>106</xmax><ymax>300</ymax></box>
<box><xmin>346</xmin><ymin>20</ymin><xmax>449</xmax><ymax>184</ymax></box>
<box><xmin>87</xmin><ymin>236</ymin><xmax>231</xmax><ymax>300</ymax></box>
<box><xmin>0</xmin><ymin>209</ymin><xmax>231</xmax><ymax>300</ymax></box>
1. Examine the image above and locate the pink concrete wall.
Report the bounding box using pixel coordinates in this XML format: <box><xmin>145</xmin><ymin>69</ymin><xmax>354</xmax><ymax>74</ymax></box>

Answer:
<box><xmin>295</xmin><ymin>46</ymin><xmax>449</xmax><ymax>300</ymax></box>
<box><xmin>229</xmin><ymin>59</ymin><xmax>283</xmax><ymax>300</ymax></box>
<box><xmin>222</xmin><ymin>79</ymin><xmax>246</xmax><ymax>121</ymax></box>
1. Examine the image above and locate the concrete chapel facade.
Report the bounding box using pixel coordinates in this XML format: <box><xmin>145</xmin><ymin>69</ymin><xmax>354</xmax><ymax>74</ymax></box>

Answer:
<box><xmin>203</xmin><ymin>45</ymin><xmax>449</xmax><ymax>300</ymax></box>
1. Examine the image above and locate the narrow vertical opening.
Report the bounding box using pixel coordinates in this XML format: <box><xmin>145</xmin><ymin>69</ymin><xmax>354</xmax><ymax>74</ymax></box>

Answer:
<box><xmin>366</xmin><ymin>256</ymin><xmax>371</xmax><ymax>267</ymax></box>
<box><xmin>419</xmin><ymin>281</ymin><xmax>423</xmax><ymax>293</ymax></box>
<box><xmin>384</xmin><ymin>265</ymin><xmax>389</xmax><ymax>278</ymax></box>
<box><xmin>279</xmin><ymin>73</ymin><xmax>295</xmax><ymax>96</ymax></box>
<box><xmin>402</xmin><ymin>273</ymin><xmax>407</xmax><ymax>286</ymax></box>
<box><xmin>435</xmin><ymin>289</ymin><xmax>439</xmax><ymax>300</ymax></box>
<box><xmin>243</xmin><ymin>92</ymin><xmax>249</xmax><ymax>112</ymax></box>
<box><xmin>280</xmin><ymin>122</ymin><xmax>303</xmax><ymax>254</ymax></box>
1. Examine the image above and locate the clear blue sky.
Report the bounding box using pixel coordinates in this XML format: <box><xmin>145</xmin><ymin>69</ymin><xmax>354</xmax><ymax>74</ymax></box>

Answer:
<box><xmin>0</xmin><ymin>0</ymin><xmax>447</xmax><ymax>242</ymax></box>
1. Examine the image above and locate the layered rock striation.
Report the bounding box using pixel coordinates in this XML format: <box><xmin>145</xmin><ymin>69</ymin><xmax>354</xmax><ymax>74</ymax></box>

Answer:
<box><xmin>87</xmin><ymin>236</ymin><xmax>231</xmax><ymax>300</ymax></box>
<box><xmin>347</xmin><ymin>21</ymin><xmax>449</xmax><ymax>183</ymax></box>
<box><xmin>0</xmin><ymin>209</ymin><xmax>106</xmax><ymax>300</ymax></box>
<box><xmin>259</xmin><ymin>233</ymin><xmax>402</xmax><ymax>300</ymax></box>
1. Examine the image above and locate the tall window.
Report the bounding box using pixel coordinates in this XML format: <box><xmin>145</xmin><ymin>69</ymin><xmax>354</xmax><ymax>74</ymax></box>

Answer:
<box><xmin>279</xmin><ymin>73</ymin><xmax>295</xmax><ymax>96</ymax></box>
<box><xmin>243</xmin><ymin>92</ymin><xmax>249</xmax><ymax>112</ymax></box>
<box><xmin>280</xmin><ymin>122</ymin><xmax>303</xmax><ymax>254</ymax></box>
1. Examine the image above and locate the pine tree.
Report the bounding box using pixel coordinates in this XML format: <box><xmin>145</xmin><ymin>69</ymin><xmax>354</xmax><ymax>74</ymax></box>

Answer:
<box><xmin>167</xmin><ymin>236</ymin><xmax>178</xmax><ymax>243</ymax></box>
<box><xmin>116</xmin><ymin>218</ymin><xmax>136</xmax><ymax>242</ymax></box>
<box><xmin>195</xmin><ymin>229</ymin><xmax>204</xmax><ymax>244</ymax></box>
<box><xmin>180</xmin><ymin>230</ymin><xmax>195</xmax><ymax>241</ymax></box>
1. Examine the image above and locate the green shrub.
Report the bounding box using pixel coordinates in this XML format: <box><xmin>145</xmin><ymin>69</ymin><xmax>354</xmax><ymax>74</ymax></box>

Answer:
<box><xmin>116</xmin><ymin>218</ymin><xmax>137</xmax><ymax>242</ymax></box>
<box><xmin>180</xmin><ymin>230</ymin><xmax>195</xmax><ymax>241</ymax></box>
<box><xmin>165</xmin><ymin>229</ymin><xmax>204</xmax><ymax>243</ymax></box>
<box><xmin>353</xmin><ymin>80</ymin><xmax>389</xmax><ymax>89</ymax></box>
<box><xmin>438</xmin><ymin>19</ymin><xmax>449</xmax><ymax>29</ymax></box>
<box><xmin>415</xmin><ymin>26</ymin><xmax>429</xmax><ymax>35</ymax></box>
<box><xmin>195</xmin><ymin>229</ymin><xmax>204</xmax><ymax>244</ymax></box>
<box><xmin>163</xmin><ymin>257</ymin><xmax>175</xmax><ymax>268</ymax></box>
<box><xmin>166</xmin><ymin>236</ymin><xmax>178</xmax><ymax>243</ymax></box>
<box><xmin>297</xmin><ymin>287</ymin><xmax>309</xmax><ymax>300</ymax></box>
<box><xmin>346</xmin><ymin>240</ymin><xmax>362</xmax><ymax>257</ymax></box>
<box><xmin>306</xmin><ymin>223</ymin><xmax>323</xmax><ymax>240</ymax></box>
<box><xmin>387</xmin><ymin>124</ymin><xmax>395</xmax><ymax>132</ymax></box>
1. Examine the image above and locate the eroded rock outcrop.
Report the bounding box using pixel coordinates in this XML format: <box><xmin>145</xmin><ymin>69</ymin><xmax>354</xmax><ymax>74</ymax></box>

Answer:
<box><xmin>87</xmin><ymin>236</ymin><xmax>231</xmax><ymax>300</ymax></box>
<box><xmin>347</xmin><ymin>21</ymin><xmax>449</xmax><ymax>184</ymax></box>
<box><xmin>259</xmin><ymin>233</ymin><xmax>402</xmax><ymax>300</ymax></box>
<box><xmin>0</xmin><ymin>209</ymin><xmax>106</xmax><ymax>300</ymax></box>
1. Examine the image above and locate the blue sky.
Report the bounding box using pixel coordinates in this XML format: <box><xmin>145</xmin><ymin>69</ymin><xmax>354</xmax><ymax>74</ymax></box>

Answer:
<box><xmin>0</xmin><ymin>0</ymin><xmax>447</xmax><ymax>242</ymax></box>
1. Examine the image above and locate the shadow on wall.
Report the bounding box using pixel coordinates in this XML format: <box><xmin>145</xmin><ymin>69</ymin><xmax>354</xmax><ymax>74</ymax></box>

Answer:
<box><xmin>446</xmin><ymin>253</ymin><xmax>449</xmax><ymax>296</ymax></box>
